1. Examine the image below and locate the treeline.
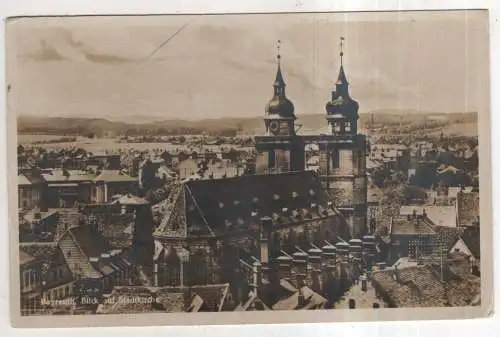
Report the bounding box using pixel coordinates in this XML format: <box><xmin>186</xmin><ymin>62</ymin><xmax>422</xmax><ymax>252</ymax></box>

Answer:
<box><xmin>18</xmin><ymin>111</ymin><xmax>477</xmax><ymax>138</ymax></box>
<box><xmin>18</xmin><ymin>117</ymin><xmax>240</xmax><ymax>138</ymax></box>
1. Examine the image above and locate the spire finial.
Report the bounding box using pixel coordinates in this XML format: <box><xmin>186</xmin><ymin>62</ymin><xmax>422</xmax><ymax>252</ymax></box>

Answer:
<box><xmin>276</xmin><ymin>39</ymin><xmax>281</xmax><ymax>64</ymax></box>
<box><xmin>340</xmin><ymin>36</ymin><xmax>345</xmax><ymax>66</ymax></box>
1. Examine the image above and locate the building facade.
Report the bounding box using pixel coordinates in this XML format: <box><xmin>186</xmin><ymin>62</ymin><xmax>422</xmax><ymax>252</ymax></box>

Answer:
<box><xmin>316</xmin><ymin>42</ymin><xmax>368</xmax><ymax>238</ymax></box>
<box><xmin>254</xmin><ymin>44</ymin><xmax>305</xmax><ymax>174</ymax></box>
<box><xmin>255</xmin><ymin>39</ymin><xmax>368</xmax><ymax>237</ymax></box>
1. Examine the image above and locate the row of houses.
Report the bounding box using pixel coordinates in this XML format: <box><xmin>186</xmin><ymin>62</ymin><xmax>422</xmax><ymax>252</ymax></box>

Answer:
<box><xmin>383</xmin><ymin>193</ymin><xmax>480</xmax><ymax>273</ymax></box>
<box><xmin>19</xmin><ymin>201</ymin><xmax>148</xmax><ymax>315</ymax></box>
<box><xmin>18</xmin><ymin>168</ymin><xmax>139</xmax><ymax>210</ymax></box>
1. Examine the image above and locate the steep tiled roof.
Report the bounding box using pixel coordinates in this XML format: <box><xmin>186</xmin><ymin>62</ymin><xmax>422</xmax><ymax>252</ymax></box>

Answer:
<box><xmin>94</xmin><ymin>170</ymin><xmax>138</xmax><ymax>183</ymax></box>
<box><xmin>18</xmin><ymin>173</ymin><xmax>33</xmax><ymax>186</ymax></box>
<box><xmin>372</xmin><ymin>262</ymin><xmax>481</xmax><ymax>307</ymax></box>
<box><xmin>457</xmin><ymin>192</ymin><xmax>480</xmax><ymax>227</ymax></box>
<box><xmin>41</xmin><ymin>169</ymin><xmax>96</xmax><ymax>183</ymax></box>
<box><xmin>55</xmin><ymin>208</ymin><xmax>84</xmax><ymax>228</ymax></box>
<box><xmin>460</xmin><ymin>226</ymin><xmax>480</xmax><ymax>259</ymax></box>
<box><xmin>272</xmin><ymin>286</ymin><xmax>326</xmax><ymax>310</ymax></box>
<box><xmin>60</xmin><ymin>224</ymin><xmax>131</xmax><ymax>279</ymax></box>
<box><xmin>115</xmin><ymin>194</ymin><xmax>148</xmax><ymax>205</ymax></box>
<box><xmin>390</xmin><ymin>215</ymin><xmax>436</xmax><ymax>235</ymax></box>
<box><xmin>19</xmin><ymin>243</ymin><xmax>57</xmax><ymax>260</ymax></box>
<box><xmin>96</xmin><ymin>284</ymin><xmax>231</xmax><ymax>314</ymax></box>
<box><xmin>182</xmin><ymin>171</ymin><xmax>340</xmax><ymax>236</ymax></box>
<box><xmin>234</xmin><ymin>294</ymin><xmax>272</xmax><ymax>311</ymax></box>
<box><xmin>19</xmin><ymin>249</ymin><xmax>35</xmax><ymax>265</ymax></box>
<box><xmin>19</xmin><ymin>244</ymin><xmax>74</xmax><ymax>288</ymax></box>
<box><xmin>23</xmin><ymin>209</ymin><xmax>59</xmax><ymax>223</ymax></box>
<box><xmin>400</xmin><ymin>206</ymin><xmax>457</xmax><ymax>228</ymax></box>
<box><xmin>67</xmin><ymin>225</ymin><xmax>112</xmax><ymax>259</ymax></box>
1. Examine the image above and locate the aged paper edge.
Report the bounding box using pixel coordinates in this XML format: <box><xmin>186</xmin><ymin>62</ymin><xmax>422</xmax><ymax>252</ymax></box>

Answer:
<box><xmin>6</xmin><ymin>10</ymin><xmax>494</xmax><ymax>328</ymax></box>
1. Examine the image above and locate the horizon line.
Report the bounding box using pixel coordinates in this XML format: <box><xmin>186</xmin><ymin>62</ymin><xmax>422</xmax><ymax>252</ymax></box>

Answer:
<box><xmin>16</xmin><ymin>110</ymin><xmax>478</xmax><ymax>123</ymax></box>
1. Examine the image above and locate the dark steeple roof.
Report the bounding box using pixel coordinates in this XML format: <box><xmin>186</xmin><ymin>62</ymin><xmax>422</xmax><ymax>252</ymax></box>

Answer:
<box><xmin>274</xmin><ymin>55</ymin><xmax>286</xmax><ymax>88</ymax></box>
<box><xmin>335</xmin><ymin>65</ymin><xmax>348</xmax><ymax>86</ymax></box>
<box><xmin>325</xmin><ymin>37</ymin><xmax>359</xmax><ymax>118</ymax></box>
<box><xmin>265</xmin><ymin>40</ymin><xmax>295</xmax><ymax>119</ymax></box>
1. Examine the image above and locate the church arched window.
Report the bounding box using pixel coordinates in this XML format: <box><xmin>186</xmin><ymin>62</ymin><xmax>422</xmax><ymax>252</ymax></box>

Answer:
<box><xmin>163</xmin><ymin>248</ymin><xmax>181</xmax><ymax>286</ymax></box>
<box><xmin>333</xmin><ymin>123</ymin><xmax>341</xmax><ymax>134</ymax></box>
<box><xmin>189</xmin><ymin>252</ymin><xmax>207</xmax><ymax>285</ymax></box>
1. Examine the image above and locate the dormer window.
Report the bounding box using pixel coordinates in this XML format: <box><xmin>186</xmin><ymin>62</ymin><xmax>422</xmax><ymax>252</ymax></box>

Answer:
<box><xmin>345</xmin><ymin>122</ymin><xmax>351</xmax><ymax>132</ymax></box>
<box><xmin>273</xmin><ymin>194</ymin><xmax>280</xmax><ymax>200</ymax></box>
<box><xmin>292</xmin><ymin>192</ymin><xmax>298</xmax><ymax>198</ymax></box>
<box><xmin>233</xmin><ymin>200</ymin><xmax>240</xmax><ymax>205</ymax></box>
<box><xmin>282</xmin><ymin>207</ymin><xmax>288</xmax><ymax>213</ymax></box>
<box><xmin>219</xmin><ymin>202</ymin><xmax>224</xmax><ymax>208</ymax></box>
<box><xmin>251</xmin><ymin>211</ymin><xmax>259</xmax><ymax>217</ymax></box>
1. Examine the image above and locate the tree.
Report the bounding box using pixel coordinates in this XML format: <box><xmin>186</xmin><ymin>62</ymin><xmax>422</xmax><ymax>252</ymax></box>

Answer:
<box><xmin>410</xmin><ymin>166</ymin><xmax>438</xmax><ymax>189</ymax></box>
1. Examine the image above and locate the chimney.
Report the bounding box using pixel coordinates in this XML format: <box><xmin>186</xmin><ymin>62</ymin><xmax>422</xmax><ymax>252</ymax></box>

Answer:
<box><xmin>349</xmin><ymin>239</ymin><xmax>363</xmax><ymax>259</ymax></box>
<box><xmin>292</xmin><ymin>252</ymin><xmax>308</xmax><ymax>289</ymax></box>
<box><xmin>393</xmin><ymin>266</ymin><xmax>400</xmax><ymax>282</ymax></box>
<box><xmin>259</xmin><ymin>216</ymin><xmax>273</xmax><ymax>269</ymax></box>
<box><xmin>321</xmin><ymin>244</ymin><xmax>337</xmax><ymax>272</ymax></box>
<box><xmin>412</xmin><ymin>209</ymin><xmax>417</xmax><ymax>219</ymax></box>
<box><xmin>365</xmin><ymin>253</ymin><xmax>376</xmax><ymax>271</ymax></box>
<box><xmin>308</xmin><ymin>248</ymin><xmax>322</xmax><ymax>271</ymax></box>
<box><xmin>251</xmin><ymin>261</ymin><xmax>262</xmax><ymax>298</ymax></box>
<box><xmin>335</xmin><ymin>242</ymin><xmax>350</xmax><ymax>262</ymax></box>
<box><xmin>292</xmin><ymin>252</ymin><xmax>308</xmax><ymax>308</ymax></box>
<box><xmin>277</xmin><ymin>255</ymin><xmax>293</xmax><ymax>281</ymax></box>
<box><xmin>308</xmin><ymin>248</ymin><xmax>322</xmax><ymax>292</ymax></box>
<box><xmin>100</xmin><ymin>253</ymin><xmax>110</xmax><ymax>265</ymax></box>
<box><xmin>251</xmin><ymin>197</ymin><xmax>259</xmax><ymax>217</ymax></box>
<box><xmin>88</xmin><ymin>215</ymin><xmax>99</xmax><ymax>233</ymax></box>
<box><xmin>39</xmin><ymin>200</ymin><xmax>49</xmax><ymax>213</ymax></box>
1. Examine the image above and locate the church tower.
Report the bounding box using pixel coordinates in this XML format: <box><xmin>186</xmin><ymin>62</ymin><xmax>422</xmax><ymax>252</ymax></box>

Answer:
<box><xmin>255</xmin><ymin>41</ymin><xmax>305</xmax><ymax>174</ymax></box>
<box><xmin>318</xmin><ymin>37</ymin><xmax>368</xmax><ymax>237</ymax></box>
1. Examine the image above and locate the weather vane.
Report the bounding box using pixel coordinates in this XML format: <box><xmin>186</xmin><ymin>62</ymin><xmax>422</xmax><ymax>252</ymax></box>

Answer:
<box><xmin>277</xmin><ymin>39</ymin><xmax>281</xmax><ymax>62</ymax></box>
<box><xmin>340</xmin><ymin>36</ymin><xmax>345</xmax><ymax>66</ymax></box>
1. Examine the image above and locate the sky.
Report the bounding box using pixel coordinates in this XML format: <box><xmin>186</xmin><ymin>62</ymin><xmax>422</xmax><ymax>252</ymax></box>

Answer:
<box><xmin>6</xmin><ymin>10</ymin><xmax>490</xmax><ymax>122</ymax></box>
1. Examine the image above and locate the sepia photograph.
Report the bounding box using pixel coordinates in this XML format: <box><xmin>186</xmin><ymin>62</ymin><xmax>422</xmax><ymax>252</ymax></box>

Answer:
<box><xmin>5</xmin><ymin>9</ymin><xmax>492</xmax><ymax>327</ymax></box>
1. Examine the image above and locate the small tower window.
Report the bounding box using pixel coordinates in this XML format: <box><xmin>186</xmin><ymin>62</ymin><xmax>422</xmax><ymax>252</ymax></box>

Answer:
<box><xmin>333</xmin><ymin>123</ymin><xmax>341</xmax><ymax>134</ymax></box>
<box><xmin>345</xmin><ymin>122</ymin><xmax>351</xmax><ymax>133</ymax></box>
<box><xmin>331</xmin><ymin>150</ymin><xmax>340</xmax><ymax>169</ymax></box>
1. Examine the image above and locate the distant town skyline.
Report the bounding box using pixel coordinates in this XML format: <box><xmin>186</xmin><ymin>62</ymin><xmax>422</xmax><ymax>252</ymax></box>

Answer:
<box><xmin>7</xmin><ymin>11</ymin><xmax>489</xmax><ymax>122</ymax></box>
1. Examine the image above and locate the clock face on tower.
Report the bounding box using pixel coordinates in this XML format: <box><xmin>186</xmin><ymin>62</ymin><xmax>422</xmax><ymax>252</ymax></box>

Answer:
<box><xmin>268</xmin><ymin>120</ymin><xmax>280</xmax><ymax>135</ymax></box>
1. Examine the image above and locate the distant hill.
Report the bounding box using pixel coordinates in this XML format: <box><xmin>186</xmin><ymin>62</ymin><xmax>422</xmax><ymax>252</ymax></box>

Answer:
<box><xmin>17</xmin><ymin>111</ymin><xmax>478</xmax><ymax>138</ymax></box>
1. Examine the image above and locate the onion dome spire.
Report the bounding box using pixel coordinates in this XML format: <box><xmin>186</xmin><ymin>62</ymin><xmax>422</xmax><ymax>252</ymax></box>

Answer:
<box><xmin>274</xmin><ymin>40</ymin><xmax>286</xmax><ymax>92</ymax></box>
<box><xmin>265</xmin><ymin>40</ymin><xmax>295</xmax><ymax>118</ymax></box>
<box><xmin>335</xmin><ymin>37</ymin><xmax>349</xmax><ymax>90</ymax></box>
<box><xmin>325</xmin><ymin>37</ymin><xmax>359</xmax><ymax>135</ymax></box>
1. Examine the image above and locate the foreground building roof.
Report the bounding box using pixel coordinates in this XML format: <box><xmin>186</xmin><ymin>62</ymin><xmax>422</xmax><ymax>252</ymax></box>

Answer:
<box><xmin>154</xmin><ymin>171</ymin><xmax>345</xmax><ymax>239</ymax></box>
<box><xmin>371</xmin><ymin>260</ymin><xmax>481</xmax><ymax>307</ymax></box>
<box><xmin>96</xmin><ymin>284</ymin><xmax>231</xmax><ymax>314</ymax></box>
